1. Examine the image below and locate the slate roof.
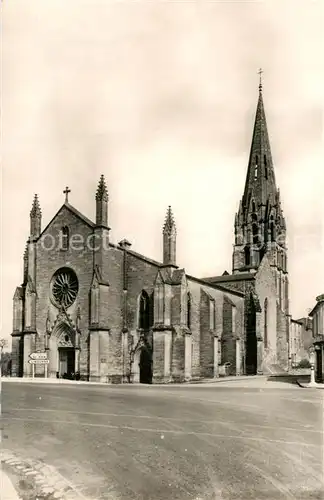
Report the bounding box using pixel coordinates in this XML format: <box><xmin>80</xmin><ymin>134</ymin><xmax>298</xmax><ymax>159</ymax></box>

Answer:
<box><xmin>186</xmin><ymin>274</ymin><xmax>245</xmax><ymax>298</ymax></box>
<box><xmin>203</xmin><ymin>272</ymin><xmax>255</xmax><ymax>283</ymax></box>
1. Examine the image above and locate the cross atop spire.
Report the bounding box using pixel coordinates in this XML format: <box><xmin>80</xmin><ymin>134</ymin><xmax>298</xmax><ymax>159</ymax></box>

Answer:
<box><xmin>258</xmin><ymin>68</ymin><xmax>263</xmax><ymax>92</ymax></box>
<box><xmin>63</xmin><ymin>186</ymin><xmax>71</xmax><ymax>203</ymax></box>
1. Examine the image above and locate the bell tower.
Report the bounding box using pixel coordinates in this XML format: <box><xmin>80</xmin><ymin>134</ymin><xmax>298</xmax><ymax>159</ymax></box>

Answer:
<box><xmin>232</xmin><ymin>73</ymin><xmax>288</xmax><ymax>313</ymax></box>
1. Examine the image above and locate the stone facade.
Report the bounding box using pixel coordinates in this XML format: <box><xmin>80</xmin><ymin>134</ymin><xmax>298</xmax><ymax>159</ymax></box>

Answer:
<box><xmin>309</xmin><ymin>295</ymin><xmax>324</xmax><ymax>382</ymax></box>
<box><xmin>11</xmin><ymin>183</ymin><xmax>245</xmax><ymax>383</ymax></box>
<box><xmin>289</xmin><ymin>318</ymin><xmax>313</xmax><ymax>367</ymax></box>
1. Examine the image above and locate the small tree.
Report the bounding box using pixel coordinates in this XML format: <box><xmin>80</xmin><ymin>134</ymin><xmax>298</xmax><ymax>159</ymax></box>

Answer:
<box><xmin>1</xmin><ymin>352</ymin><xmax>12</xmax><ymax>376</ymax></box>
<box><xmin>0</xmin><ymin>339</ymin><xmax>9</xmax><ymax>377</ymax></box>
<box><xmin>296</xmin><ymin>358</ymin><xmax>311</xmax><ymax>369</ymax></box>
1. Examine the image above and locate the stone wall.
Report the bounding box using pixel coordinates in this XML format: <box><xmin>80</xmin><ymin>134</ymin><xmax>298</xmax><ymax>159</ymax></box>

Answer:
<box><xmin>187</xmin><ymin>278</ymin><xmax>245</xmax><ymax>379</ymax></box>
<box><xmin>277</xmin><ymin>305</ymin><xmax>289</xmax><ymax>370</ymax></box>
<box><xmin>255</xmin><ymin>255</ymin><xmax>278</xmax><ymax>369</ymax></box>
<box><xmin>221</xmin><ymin>296</ymin><xmax>236</xmax><ymax>375</ymax></box>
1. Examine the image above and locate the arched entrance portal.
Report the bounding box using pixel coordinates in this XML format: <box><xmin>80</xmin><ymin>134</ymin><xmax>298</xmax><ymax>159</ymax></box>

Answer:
<box><xmin>58</xmin><ymin>345</ymin><xmax>75</xmax><ymax>379</ymax></box>
<box><xmin>245</xmin><ymin>307</ymin><xmax>257</xmax><ymax>375</ymax></box>
<box><xmin>50</xmin><ymin>322</ymin><xmax>76</xmax><ymax>379</ymax></box>
<box><xmin>139</xmin><ymin>347</ymin><xmax>152</xmax><ymax>384</ymax></box>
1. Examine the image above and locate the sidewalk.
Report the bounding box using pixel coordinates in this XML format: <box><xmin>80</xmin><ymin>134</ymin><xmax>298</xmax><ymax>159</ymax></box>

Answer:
<box><xmin>2</xmin><ymin>375</ymin><xmax>268</xmax><ymax>387</ymax></box>
<box><xmin>189</xmin><ymin>375</ymin><xmax>268</xmax><ymax>385</ymax></box>
<box><xmin>0</xmin><ymin>468</ymin><xmax>20</xmax><ymax>500</ymax></box>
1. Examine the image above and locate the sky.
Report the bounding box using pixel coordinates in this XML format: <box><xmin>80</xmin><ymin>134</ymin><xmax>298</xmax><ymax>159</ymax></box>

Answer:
<box><xmin>1</xmin><ymin>0</ymin><xmax>324</xmax><ymax>344</ymax></box>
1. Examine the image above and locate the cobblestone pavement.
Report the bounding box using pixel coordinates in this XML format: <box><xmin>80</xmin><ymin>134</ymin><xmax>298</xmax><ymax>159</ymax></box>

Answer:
<box><xmin>1</xmin><ymin>449</ymin><xmax>90</xmax><ymax>500</ymax></box>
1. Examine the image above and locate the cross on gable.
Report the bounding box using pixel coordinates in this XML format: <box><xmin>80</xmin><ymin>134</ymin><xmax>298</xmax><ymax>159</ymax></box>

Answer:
<box><xmin>63</xmin><ymin>186</ymin><xmax>71</xmax><ymax>203</ymax></box>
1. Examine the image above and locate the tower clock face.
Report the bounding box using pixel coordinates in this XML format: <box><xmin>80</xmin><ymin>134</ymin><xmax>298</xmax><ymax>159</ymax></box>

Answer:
<box><xmin>50</xmin><ymin>267</ymin><xmax>79</xmax><ymax>308</ymax></box>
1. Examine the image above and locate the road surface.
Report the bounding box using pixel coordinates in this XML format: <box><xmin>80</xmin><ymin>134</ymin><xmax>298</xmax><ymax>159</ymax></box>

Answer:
<box><xmin>1</xmin><ymin>378</ymin><xmax>323</xmax><ymax>499</ymax></box>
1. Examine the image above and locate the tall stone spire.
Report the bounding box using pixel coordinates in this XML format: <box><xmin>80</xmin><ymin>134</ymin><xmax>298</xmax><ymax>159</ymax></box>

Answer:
<box><xmin>30</xmin><ymin>194</ymin><xmax>42</xmax><ymax>239</ymax></box>
<box><xmin>163</xmin><ymin>206</ymin><xmax>176</xmax><ymax>266</ymax></box>
<box><xmin>95</xmin><ymin>174</ymin><xmax>109</xmax><ymax>227</ymax></box>
<box><xmin>232</xmin><ymin>77</ymin><xmax>288</xmax><ymax>298</ymax></box>
<box><xmin>242</xmin><ymin>76</ymin><xmax>277</xmax><ymax>210</ymax></box>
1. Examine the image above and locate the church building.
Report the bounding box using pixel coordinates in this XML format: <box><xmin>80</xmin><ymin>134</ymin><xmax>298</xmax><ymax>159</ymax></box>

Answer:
<box><xmin>11</xmin><ymin>80</ymin><xmax>290</xmax><ymax>382</ymax></box>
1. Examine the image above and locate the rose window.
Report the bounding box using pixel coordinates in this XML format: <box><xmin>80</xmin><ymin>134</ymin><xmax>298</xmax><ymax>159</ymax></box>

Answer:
<box><xmin>51</xmin><ymin>268</ymin><xmax>79</xmax><ymax>308</ymax></box>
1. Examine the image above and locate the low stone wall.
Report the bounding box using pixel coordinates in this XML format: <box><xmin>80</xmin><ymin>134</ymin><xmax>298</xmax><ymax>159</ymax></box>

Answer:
<box><xmin>288</xmin><ymin>368</ymin><xmax>311</xmax><ymax>376</ymax></box>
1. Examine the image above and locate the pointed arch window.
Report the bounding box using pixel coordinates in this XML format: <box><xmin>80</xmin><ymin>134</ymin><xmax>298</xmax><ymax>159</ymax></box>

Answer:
<box><xmin>139</xmin><ymin>290</ymin><xmax>150</xmax><ymax>330</ymax></box>
<box><xmin>270</xmin><ymin>217</ymin><xmax>275</xmax><ymax>242</ymax></box>
<box><xmin>252</xmin><ymin>223</ymin><xmax>259</xmax><ymax>245</ymax></box>
<box><xmin>187</xmin><ymin>292</ymin><xmax>191</xmax><ymax>330</ymax></box>
<box><xmin>61</xmin><ymin>226</ymin><xmax>69</xmax><ymax>250</ymax></box>
<box><xmin>244</xmin><ymin>246</ymin><xmax>251</xmax><ymax>266</ymax></box>
<box><xmin>278</xmin><ymin>276</ymin><xmax>282</xmax><ymax>308</ymax></box>
<box><xmin>264</xmin><ymin>155</ymin><xmax>268</xmax><ymax>179</ymax></box>
<box><xmin>13</xmin><ymin>293</ymin><xmax>23</xmax><ymax>332</ymax></box>
<box><xmin>25</xmin><ymin>289</ymin><xmax>32</xmax><ymax>328</ymax></box>
<box><xmin>264</xmin><ymin>298</ymin><xmax>268</xmax><ymax>348</ymax></box>
<box><xmin>252</xmin><ymin>201</ymin><xmax>256</xmax><ymax>213</ymax></box>
<box><xmin>254</xmin><ymin>156</ymin><xmax>259</xmax><ymax>179</ymax></box>
<box><xmin>154</xmin><ymin>282</ymin><xmax>164</xmax><ymax>325</ymax></box>
<box><xmin>209</xmin><ymin>299</ymin><xmax>215</xmax><ymax>331</ymax></box>
<box><xmin>149</xmin><ymin>292</ymin><xmax>154</xmax><ymax>328</ymax></box>
<box><xmin>280</xmin><ymin>276</ymin><xmax>285</xmax><ymax>308</ymax></box>
<box><xmin>232</xmin><ymin>306</ymin><xmax>237</xmax><ymax>334</ymax></box>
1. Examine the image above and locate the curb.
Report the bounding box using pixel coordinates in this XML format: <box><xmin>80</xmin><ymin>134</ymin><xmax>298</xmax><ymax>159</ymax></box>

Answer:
<box><xmin>190</xmin><ymin>375</ymin><xmax>268</xmax><ymax>384</ymax></box>
<box><xmin>2</xmin><ymin>375</ymin><xmax>268</xmax><ymax>387</ymax></box>
<box><xmin>296</xmin><ymin>379</ymin><xmax>324</xmax><ymax>389</ymax></box>
<box><xmin>1</xmin><ymin>449</ymin><xmax>86</xmax><ymax>499</ymax></box>
<box><xmin>0</xmin><ymin>468</ymin><xmax>21</xmax><ymax>500</ymax></box>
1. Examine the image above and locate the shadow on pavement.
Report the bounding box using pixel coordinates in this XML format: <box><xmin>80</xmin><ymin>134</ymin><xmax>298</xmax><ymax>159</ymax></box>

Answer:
<box><xmin>267</xmin><ymin>374</ymin><xmax>310</xmax><ymax>385</ymax></box>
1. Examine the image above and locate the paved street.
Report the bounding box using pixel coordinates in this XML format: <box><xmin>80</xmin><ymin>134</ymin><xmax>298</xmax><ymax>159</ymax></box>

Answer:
<box><xmin>1</xmin><ymin>379</ymin><xmax>323</xmax><ymax>499</ymax></box>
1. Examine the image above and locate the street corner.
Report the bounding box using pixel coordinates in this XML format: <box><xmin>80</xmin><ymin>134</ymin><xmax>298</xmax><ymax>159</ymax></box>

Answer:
<box><xmin>297</xmin><ymin>379</ymin><xmax>324</xmax><ymax>389</ymax></box>
<box><xmin>1</xmin><ymin>450</ymin><xmax>81</xmax><ymax>500</ymax></box>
